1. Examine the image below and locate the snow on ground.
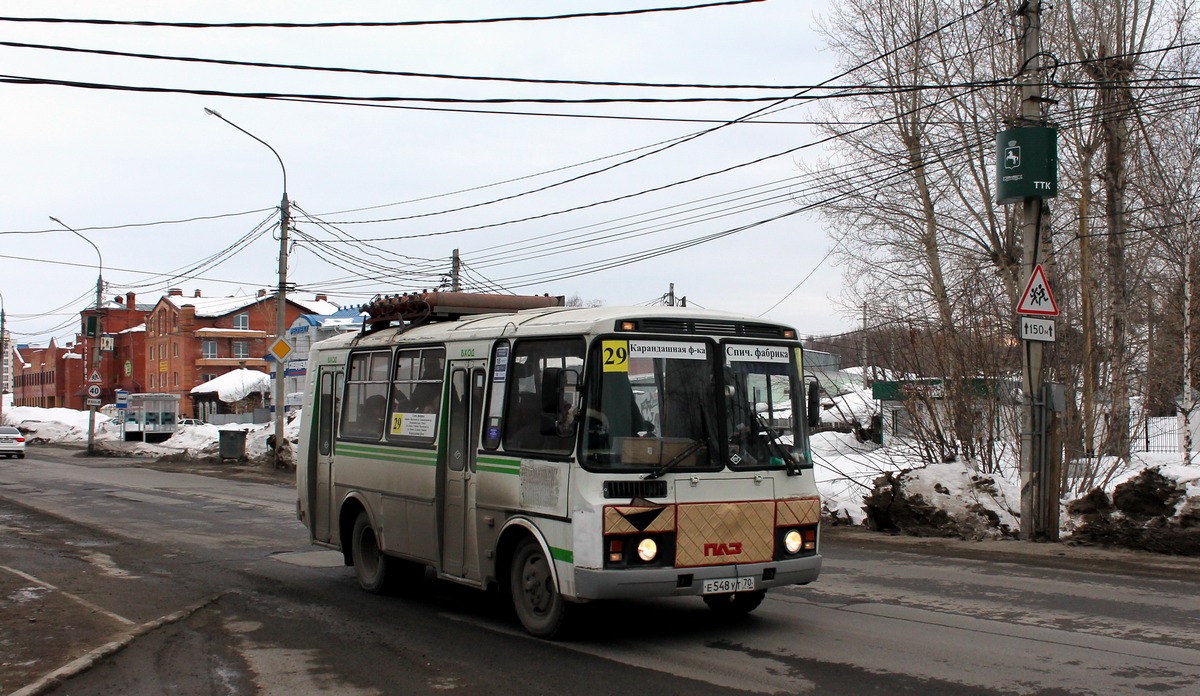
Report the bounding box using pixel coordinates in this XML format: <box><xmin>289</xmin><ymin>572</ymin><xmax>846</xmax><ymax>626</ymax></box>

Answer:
<box><xmin>1</xmin><ymin>404</ymin><xmax>301</xmax><ymax>460</ymax></box>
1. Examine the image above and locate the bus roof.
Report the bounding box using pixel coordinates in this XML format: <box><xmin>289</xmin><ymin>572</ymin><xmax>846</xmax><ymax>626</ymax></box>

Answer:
<box><xmin>310</xmin><ymin>305</ymin><xmax>800</xmax><ymax>354</ymax></box>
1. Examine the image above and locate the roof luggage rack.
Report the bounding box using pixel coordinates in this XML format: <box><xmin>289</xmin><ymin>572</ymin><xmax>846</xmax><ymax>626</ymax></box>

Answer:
<box><xmin>360</xmin><ymin>291</ymin><xmax>563</xmax><ymax>333</ymax></box>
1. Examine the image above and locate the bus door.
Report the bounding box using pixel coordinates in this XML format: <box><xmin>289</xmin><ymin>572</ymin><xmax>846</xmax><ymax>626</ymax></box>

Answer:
<box><xmin>310</xmin><ymin>365</ymin><xmax>343</xmax><ymax>544</ymax></box>
<box><xmin>442</xmin><ymin>361</ymin><xmax>487</xmax><ymax>579</ymax></box>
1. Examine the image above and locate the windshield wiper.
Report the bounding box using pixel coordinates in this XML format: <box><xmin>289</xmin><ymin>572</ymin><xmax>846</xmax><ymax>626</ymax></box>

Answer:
<box><xmin>752</xmin><ymin>411</ymin><xmax>802</xmax><ymax>476</ymax></box>
<box><xmin>642</xmin><ymin>438</ymin><xmax>706</xmax><ymax>480</ymax></box>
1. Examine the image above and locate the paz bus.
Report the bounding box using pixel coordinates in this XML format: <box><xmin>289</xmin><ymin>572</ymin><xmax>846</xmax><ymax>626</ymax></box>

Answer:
<box><xmin>296</xmin><ymin>292</ymin><xmax>822</xmax><ymax>637</ymax></box>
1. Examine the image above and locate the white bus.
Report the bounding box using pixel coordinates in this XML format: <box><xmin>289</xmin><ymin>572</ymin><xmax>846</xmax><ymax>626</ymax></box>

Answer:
<box><xmin>296</xmin><ymin>292</ymin><xmax>822</xmax><ymax>637</ymax></box>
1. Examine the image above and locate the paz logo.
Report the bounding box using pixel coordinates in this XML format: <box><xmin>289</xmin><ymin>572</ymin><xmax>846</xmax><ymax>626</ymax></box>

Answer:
<box><xmin>1004</xmin><ymin>140</ymin><xmax>1021</xmax><ymax>170</ymax></box>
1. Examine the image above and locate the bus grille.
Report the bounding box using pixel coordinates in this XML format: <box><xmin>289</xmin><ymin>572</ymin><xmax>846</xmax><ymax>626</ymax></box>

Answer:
<box><xmin>675</xmin><ymin>502</ymin><xmax>775</xmax><ymax>567</ymax></box>
<box><xmin>603</xmin><ymin>480</ymin><xmax>668</xmax><ymax>499</ymax></box>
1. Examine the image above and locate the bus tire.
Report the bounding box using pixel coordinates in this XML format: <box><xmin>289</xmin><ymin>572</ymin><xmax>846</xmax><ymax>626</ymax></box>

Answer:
<box><xmin>351</xmin><ymin>511</ymin><xmax>392</xmax><ymax>594</ymax></box>
<box><xmin>510</xmin><ymin>536</ymin><xmax>569</xmax><ymax>638</ymax></box>
<box><xmin>702</xmin><ymin>589</ymin><xmax>766</xmax><ymax>615</ymax></box>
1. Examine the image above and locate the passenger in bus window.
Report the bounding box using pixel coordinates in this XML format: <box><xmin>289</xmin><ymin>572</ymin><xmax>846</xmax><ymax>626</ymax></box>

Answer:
<box><xmin>410</xmin><ymin>382</ymin><xmax>441</xmax><ymax>413</ymax></box>
<box><xmin>350</xmin><ymin>394</ymin><xmax>386</xmax><ymax>438</ymax></box>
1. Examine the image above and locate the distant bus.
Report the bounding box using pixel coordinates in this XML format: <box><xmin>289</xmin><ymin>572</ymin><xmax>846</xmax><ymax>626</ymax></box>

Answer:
<box><xmin>120</xmin><ymin>393</ymin><xmax>180</xmax><ymax>443</ymax></box>
<box><xmin>296</xmin><ymin>292</ymin><xmax>822</xmax><ymax>638</ymax></box>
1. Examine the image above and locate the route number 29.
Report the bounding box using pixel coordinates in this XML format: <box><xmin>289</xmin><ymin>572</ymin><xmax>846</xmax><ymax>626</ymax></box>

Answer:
<box><xmin>601</xmin><ymin>340</ymin><xmax>629</xmax><ymax>373</ymax></box>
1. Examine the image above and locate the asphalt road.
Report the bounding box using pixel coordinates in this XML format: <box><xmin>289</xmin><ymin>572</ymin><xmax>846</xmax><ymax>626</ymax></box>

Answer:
<box><xmin>2</xmin><ymin>445</ymin><xmax>1199</xmax><ymax>695</ymax></box>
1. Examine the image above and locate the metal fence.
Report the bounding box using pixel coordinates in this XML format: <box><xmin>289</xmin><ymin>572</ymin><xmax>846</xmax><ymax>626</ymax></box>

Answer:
<box><xmin>1136</xmin><ymin>415</ymin><xmax>1200</xmax><ymax>454</ymax></box>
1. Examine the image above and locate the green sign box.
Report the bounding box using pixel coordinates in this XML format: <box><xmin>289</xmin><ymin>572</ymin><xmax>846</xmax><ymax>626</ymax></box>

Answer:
<box><xmin>996</xmin><ymin>126</ymin><xmax>1058</xmax><ymax>204</ymax></box>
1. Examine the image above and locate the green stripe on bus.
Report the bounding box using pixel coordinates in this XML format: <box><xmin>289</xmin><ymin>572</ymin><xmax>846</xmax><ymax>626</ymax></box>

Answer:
<box><xmin>550</xmin><ymin>547</ymin><xmax>573</xmax><ymax>564</ymax></box>
<box><xmin>334</xmin><ymin>443</ymin><xmax>438</xmax><ymax>466</ymax></box>
<box><xmin>476</xmin><ymin>456</ymin><xmax>520</xmax><ymax>475</ymax></box>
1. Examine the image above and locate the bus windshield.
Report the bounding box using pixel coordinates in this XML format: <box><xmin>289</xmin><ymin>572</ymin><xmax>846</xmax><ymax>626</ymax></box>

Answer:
<box><xmin>723</xmin><ymin>344</ymin><xmax>804</xmax><ymax>471</ymax></box>
<box><xmin>582</xmin><ymin>338</ymin><xmax>718</xmax><ymax>472</ymax></box>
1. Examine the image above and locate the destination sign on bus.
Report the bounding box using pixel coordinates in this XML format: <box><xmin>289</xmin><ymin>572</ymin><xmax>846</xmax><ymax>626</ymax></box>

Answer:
<box><xmin>602</xmin><ymin>339</ymin><xmax>707</xmax><ymax>373</ymax></box>
<box><xmin>725</xmin><ymin>345</ymin><xmax>791</xmax><ymax>363</ymax></box>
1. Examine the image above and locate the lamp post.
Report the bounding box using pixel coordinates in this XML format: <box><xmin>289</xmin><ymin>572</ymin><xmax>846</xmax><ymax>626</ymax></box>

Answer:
<box><xmin>0</xmin><ymin>290</ymin><xmax>7</xmax><ymax>424</ymax></box>
<box><xmin>50</xmin><ymin>216</ymin><xmax>104</xmax><ymax>453</ymax></box>
<box><xmin>205</xmin><ymin>108</ymin><xmax>290</xmax><ymax>464</ymax></box>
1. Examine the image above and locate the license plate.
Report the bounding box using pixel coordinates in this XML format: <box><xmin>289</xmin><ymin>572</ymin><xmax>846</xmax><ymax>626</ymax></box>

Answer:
<box><xmin>702</xmin><ymin>577</ymin><xmax>755</xmax><ymax>595</ymax></box>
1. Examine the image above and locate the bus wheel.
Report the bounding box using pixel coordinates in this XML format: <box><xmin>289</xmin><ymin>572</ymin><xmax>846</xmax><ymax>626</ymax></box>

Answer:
<box><xmin>351</xmin><ymin>511</ymin><xmax>391</xmax><ymax>593</ymax></box>
<box><xmin>510</xmin><ymin>537</ymin><xmax>568</xmax><ymax>638</ymax></box>
<box><xmin>702</xmin><ymin>590</ymin><xmax>766</xmax><ymax>615</ymax></box>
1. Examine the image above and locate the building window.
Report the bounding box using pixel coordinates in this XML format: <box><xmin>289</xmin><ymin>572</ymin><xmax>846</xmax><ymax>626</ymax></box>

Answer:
<box><xmin>233</xmin><ymin>341</ymin><xmax>249</xmax><ymax>359</ymax></box>
<box><xmin>202</xmin><ymin>340</ymin><xmax>217</xmax><ymax>359</ymax></box>
<box><xmin>234</xmin><ymin>313</ymin><xmax>250</xmax><ymax>330</ymax></box>
<box><xmin>201</xmin><ymin>373</ymin><xmax>217</xmax><ymax>383</ymax></box>
<box><xmin>174</xmin><ymin>372</ymin><xmax>180</xmax><ymax>386</ymax></box>
<box><xmin>173</xmin><ymin>342</ymin><xmax>179</xmax><ymax>357</ymax></box>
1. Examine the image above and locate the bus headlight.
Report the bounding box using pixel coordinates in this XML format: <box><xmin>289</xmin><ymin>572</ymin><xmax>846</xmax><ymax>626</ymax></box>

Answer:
<box><xmin>784</xmin><ymin>529</ymin><xmax>803</xmax><ymax>555</ymax></box>
<box><xmin>637</xmin><ymin>538</ymin><xmax>658</xmax><ymax>562</ymax></box>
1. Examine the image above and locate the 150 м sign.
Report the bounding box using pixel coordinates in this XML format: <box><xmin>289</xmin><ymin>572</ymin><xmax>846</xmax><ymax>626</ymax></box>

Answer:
<box><xmin>1020</xmin><ymin>317</ymin><xmax>1055</xmax><ymax>343</ymax></box>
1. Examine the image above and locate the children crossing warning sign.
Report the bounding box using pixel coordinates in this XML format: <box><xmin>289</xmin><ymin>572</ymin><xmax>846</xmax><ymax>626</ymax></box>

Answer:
<box><xmin>1017</xmin><ymin>264</ymin><xmax>1059</xmax><ymax>316</ymax></box>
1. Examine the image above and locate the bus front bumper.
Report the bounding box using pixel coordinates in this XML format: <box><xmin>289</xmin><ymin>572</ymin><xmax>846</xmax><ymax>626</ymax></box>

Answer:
<box><xmin>572</xmin><ymin>554</ymin><xmax>821</xmax><ymax>601</ymax></box>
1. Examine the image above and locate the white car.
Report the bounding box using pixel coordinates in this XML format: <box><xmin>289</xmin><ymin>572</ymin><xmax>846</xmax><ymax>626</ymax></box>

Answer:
<box><xmin>178</xmin><ymin>418</ymin><xmax>204</xmax><ymax>427</ymax></box>
<box><xmin>0</xmin><ymin>426</ymin><xmax>26</xmax><ymax>459</ymax></box>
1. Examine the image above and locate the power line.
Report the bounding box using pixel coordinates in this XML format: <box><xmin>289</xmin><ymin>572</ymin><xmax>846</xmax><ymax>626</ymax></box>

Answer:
<box><xmin>0</xmin><ymin>2</ymin><xmax>765</xmax><ymax>29</ymax></box>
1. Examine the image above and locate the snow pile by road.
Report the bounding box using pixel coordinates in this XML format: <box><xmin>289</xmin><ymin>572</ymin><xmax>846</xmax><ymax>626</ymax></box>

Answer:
<box><xmin>2</xmin><ymin>403</ymin><xmax>301</xmax><ymax>462</ymax></box>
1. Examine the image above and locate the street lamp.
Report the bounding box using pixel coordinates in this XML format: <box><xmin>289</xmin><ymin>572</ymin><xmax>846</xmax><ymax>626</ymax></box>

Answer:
<box><xmin>0</xmin><ymin>290</ymin><xmax>7</xmax><ymax>424</ymax></box>
<box><xmin>49</xmin><ymin>216</ymin><xmax>104</xmax><ymax>453</ymax></box>
<box><xmin>205</xmin><ymin>108</ymin><xmax>291</xmax><ymax>464</ymax></box>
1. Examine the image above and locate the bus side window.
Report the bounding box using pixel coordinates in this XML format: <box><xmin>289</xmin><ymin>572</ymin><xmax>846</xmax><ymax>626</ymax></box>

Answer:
<box><xmin>386</xmin><ymin>347</ymin><xmax>444</xmax><ymax>444</ymax></box>
<box><xmin>501</xmin><ymin>338</ymin><xmax>584</xmax><ymax>455</ymax></box>
<box><xmin>342</xmin><ymin>350</ymin><xmax>389</xmax><ymax>440</ymax></box>
<box><xmin>482</xmin><ymin>341</ymin><xmax>509</xmax><ymax>450</ymax></box>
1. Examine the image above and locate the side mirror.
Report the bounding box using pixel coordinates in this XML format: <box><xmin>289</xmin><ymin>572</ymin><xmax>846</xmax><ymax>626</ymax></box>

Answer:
<box><xmin>806</xmin><ymin>380</ymin><xmax>820</xmax><ymax>429</ymax></box>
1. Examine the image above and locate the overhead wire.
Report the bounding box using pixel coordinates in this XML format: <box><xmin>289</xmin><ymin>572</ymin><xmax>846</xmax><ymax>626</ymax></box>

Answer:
<box><xmin>0</xmin><ymin>2</ymin><xmax>767</xmax><ymax>29</ymax></box>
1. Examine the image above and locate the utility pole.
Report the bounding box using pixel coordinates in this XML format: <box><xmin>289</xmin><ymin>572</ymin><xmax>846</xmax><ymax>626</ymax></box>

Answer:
<box><xmin>205</xmin><ymin>108</ymin><xmax>289</xmax><ymax>465</ymax></box>
<box><xmin>451</xmin><ymin>249</ymin><xmax>462</xmax><ymax>292</ymax></box>
<box><xmin>276</xmin><ymin>188</ymin><xmax>290</xmax><ymax>462</ymax></box>
<box><xmin>0</xmin><ymin>292</ymin><xmax>7</xmax><ymax>424</ymax></box>
<box><xmin>51</xmin><ymin>216</ymin><xmax>103</xmax><ymax>454</ymax></box>
<box><xmin>1014</xmin><ymin>0</ymin><xmax>1053</xmax><ymax>540</ymax></box>
<box><xmin>862</xmin><ymin>302</ymin><xmax>869</xmax><ymax>388</ymax></box>
<box><xmin>1185</xmin><ymin>229</ymin><xmax>1195</xmax><ymax>465</ymax></box>
<box><xmin>667</xmin><ymin>283</ymin><xmax>676</xmax><ymax>307</ymax></box>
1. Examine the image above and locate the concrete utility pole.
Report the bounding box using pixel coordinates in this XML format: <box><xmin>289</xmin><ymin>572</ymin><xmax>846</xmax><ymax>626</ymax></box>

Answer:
<box><xmin>0</xmin><ymin>291</ymin><xmax>7</xmax><ymax>423</ymax></box>
<box><xmin>1185</xmin><ymin>227</ymin><xmax>1195</xmax><ymax>466</ymax></box>
<box><xmin>451</xmin><ymin>249</ymin><xmax>462</xmax><ymax>292</ymax></box>
<box><xmin>1014</xmin><ymin>0</ymin><xmax>1054</xmax><ymax>540</ymax></box>
<box><xmin>50</xmin><ymin>216</ymin><xmax>103</xmax><ymax>454</ymax></box>
<box><xmin>205</xmin><ymin>108</ymin><xmax>289</xmax><ymax>464</ymax></box>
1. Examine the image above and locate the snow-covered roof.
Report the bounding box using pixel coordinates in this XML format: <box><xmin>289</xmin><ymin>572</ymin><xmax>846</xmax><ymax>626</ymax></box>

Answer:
<box><xmin>118</xmin><ymin>323</ymin><xmax>146</xmax><ymax>334</ymax></box>
<box><xmin>190</xmin><ymin>368</ymin><xmax>271</xmax><ymax>402</ymax></box>
<box><xmin>163</xmin><ymin>293</ymin><xmax>339</xmax><ymax>318</ymax></box>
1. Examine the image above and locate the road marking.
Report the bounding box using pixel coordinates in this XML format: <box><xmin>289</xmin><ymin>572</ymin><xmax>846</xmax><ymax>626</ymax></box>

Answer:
<box><xmin>0</xmin><ymin>564</ymin><xmax>135</xmax><ymax>626</ymax></box>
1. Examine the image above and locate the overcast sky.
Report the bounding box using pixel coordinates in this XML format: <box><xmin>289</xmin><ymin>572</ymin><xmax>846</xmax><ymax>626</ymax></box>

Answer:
<box><xmin>1</xmin><ymin>0</ymin><xmax>851</xmax><ymax>347</ymax></box>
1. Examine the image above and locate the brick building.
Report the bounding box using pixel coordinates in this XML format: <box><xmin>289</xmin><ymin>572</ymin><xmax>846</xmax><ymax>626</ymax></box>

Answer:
<box><xmin>10</xmin><ymin>340</ymin><xmax>79</xmax><ymax>409</ymax></box>
<box><xmin>144</xmin><ymin>289</ymin><xmax>338</xmax><ymax>418</ymax></box>
<box><xmin>11</xmin><ymin>291</ymin><xmax>153</xmax><ymax>410</ymax></box>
